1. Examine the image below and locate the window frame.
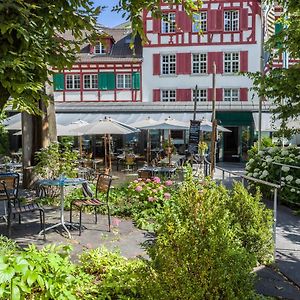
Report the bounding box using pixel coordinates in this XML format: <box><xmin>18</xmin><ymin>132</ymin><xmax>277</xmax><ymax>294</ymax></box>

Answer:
<box><xmin>192</xmin><ymin>11</ymin><xmax>207</xmax><ymax>32</ymax></box>
<box><xmin>65</xmin><ymin>74</ymin><xmax>81</xmax><ymax>90</ymax></box>
<box><xmin>224</xmin><ymin>88</ymin><xmax>239</xmax><ymax>101</ymax></box>
<box><xmin>224</xmin><ymin>10</ymin><xmax>239</xmax><ymax>32</ymax></box>
<box><xmin>116</xmin><ymin>73</ymin><xmax>132</xmax><ymax>89</ymax></box>
<box><xmin>161</xmin><ymin>89</ymin><xmax>176</xmax><ymax>102</ymax></box>
<box><xmin>192</xmin><ymin>88</ymin><xmax>207</xmax><ymax>102</ymax></box>
<box><xmin>192</xmin><ymin>53</ymin><xmax>207</xmax><ymax>74</ymax></box>
<box><xmin>161</xmin><ymin>54</ymin><xmax>176</xmax><ymax>75</ymax></box>
<box><xmin>161</xmin><ymin>12</ymin><xmax>176</xmax><ymax>33</ymax></box>
<box><xmin>83</xmin><ymin>74</ymin><xmax>98</xmax><ymax>90</ymax></box>
<box><xmin>224</xmin><ymin>52</ymin><xmax>240</xmax><ymax>74</ymax></box>
<box><xmin>94</xmin><ymin>42</ymin><xmax>106</xmax><ymax>55</ymax></box>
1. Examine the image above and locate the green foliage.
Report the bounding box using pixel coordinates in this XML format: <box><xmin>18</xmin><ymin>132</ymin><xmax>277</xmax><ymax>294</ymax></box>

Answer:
<box><xmin>142</xmin><ymin>170</ymin><xmax>273</xmax><ymax>299</ymax></box>
<box><xmin>0</xmin><ymin>244</ymin><xmax>95</xmax><ymax>300</ymax></box>
<box><xmin>246</xmin><ymin>145</ymin><xmax>300</xmax><ymax>205</ymax></box>
<box><xmin>0</xmin><ymin>0</ymin><xmax>101</xmax><ymax>113</ymax></box>
<box><xmin>0</xmin><ymin>111</ymin><xmax>9</xmax><ymax>155</ymax></box>
<box><xmin>248</xmin><ymin>1</ymin><xmax>300</xmax><ymax>137</ymax></box>
<box><xmin>34</xmin><ymin>142</ymin><xmax>79</xmax><ymax>179</ymax></box>
<box><xmin>228</xmin><ymin>183</ymin><xmax>274</xmax><ymax>264</ymax></box>
<box><xmin>0</xmin><ymin>235</ymin><xmax>19</xmax><ymax>256</ymax></box>
<box><xmin>79</xmin><ymin>247</ymin><xmax>147</xmax><ymax>299</ymax></box>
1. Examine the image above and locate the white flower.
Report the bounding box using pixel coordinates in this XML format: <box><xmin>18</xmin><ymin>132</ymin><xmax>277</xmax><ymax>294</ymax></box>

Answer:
<box><xmin>296</xmin><ymin>179</ymin><xmax>300</xmax><ymax>185</ymax></box>
<box><xmin>286</xmin><ymin>175</ymin><xmax>293</xmax><ymax>182</ymax></box>
<box><xmin>282</xmin><ymin>166</ymin><xmax>290</xmax><ymax>172</ymax></box>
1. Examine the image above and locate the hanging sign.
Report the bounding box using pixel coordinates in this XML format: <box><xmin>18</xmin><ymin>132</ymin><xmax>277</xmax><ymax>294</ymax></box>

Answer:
<box><xmin>188</xmin><ymin>120</ymin><xmax>201</xmax><ymax>154</ymax></box>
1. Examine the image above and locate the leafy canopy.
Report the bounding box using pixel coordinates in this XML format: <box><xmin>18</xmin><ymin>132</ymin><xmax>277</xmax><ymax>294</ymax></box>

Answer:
<box><xmin>249</xmin><ymin>0</ymin><xmax>300</xmax><ymax>137</ymax></box>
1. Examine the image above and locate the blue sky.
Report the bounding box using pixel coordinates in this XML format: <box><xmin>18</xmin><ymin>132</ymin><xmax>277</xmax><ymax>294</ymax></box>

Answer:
<box><xmin>93</xmin><ymin>0</ymin><xmax>127</xmax><ymax>27</ymax></box>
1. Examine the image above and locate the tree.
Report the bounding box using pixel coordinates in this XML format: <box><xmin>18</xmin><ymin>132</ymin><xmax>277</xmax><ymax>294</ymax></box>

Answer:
<box><xmin>0</xmin><ymin>0</ymin><xmax>102</xmax><ymax>113</ymax></box>
<box><xmin>249</xmin><ymin>0</ymin><xmax>300</xmax><ymax>137</ymax></box>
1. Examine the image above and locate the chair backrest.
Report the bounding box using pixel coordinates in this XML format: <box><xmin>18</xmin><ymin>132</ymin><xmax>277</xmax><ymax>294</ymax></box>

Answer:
<box><xmin>139</xmin><ymin>170</ymin><xmax>151</xmax><ymax>179</ymax></box>
<box><xmin>95</xmin><ymin>173</ymin><xmax>112</xmax><ymax>200</ymax></box>
<box><xmin>0</xmin><ymin>181</ymin><xmax>13</xmax><ymax>215</ymax></box>
<box><xmin>125</xmin><ymin>154</ymin><xmax>135</xmax><ymax>165</ymax></box>
<box><xmin>0</xmin><ymin>173</ymin><xmax>19</xmax><ymax>201</ymax></box>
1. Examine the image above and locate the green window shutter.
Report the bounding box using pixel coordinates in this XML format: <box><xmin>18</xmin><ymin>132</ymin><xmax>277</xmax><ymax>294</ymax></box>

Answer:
<box><xmin>53</xmin><ymin>73</ymin><xmax>64</xmax><ymax>91</ymax></box>
<box><xmin>275</xmin><ymin>23</ymin><xmax>283</xmax><ymax>35</ymax></box>
<box><xmin>98</xmin><ymin>72</ymin><xmax>115</xmax><ymax>90</ymax></box>
<box><xmin>132</xmin><ymin>72</ymin><xmax>140</xmax><ymax>90</ymax></box>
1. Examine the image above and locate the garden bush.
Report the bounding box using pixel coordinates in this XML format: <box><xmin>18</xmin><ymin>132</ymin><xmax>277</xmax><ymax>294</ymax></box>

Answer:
<box><xmin>143</xmin><ymin>170</ymin><xmax>273</xmax><ymax>299</ymax></box>
<box><xmin>246</xmin><ymin>145</ymin><xmax>300</xmax><ymax>206</ymax></box>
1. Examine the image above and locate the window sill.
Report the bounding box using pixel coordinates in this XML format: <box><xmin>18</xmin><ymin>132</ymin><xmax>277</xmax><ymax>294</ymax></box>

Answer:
<box><xmin>159</xmin><ymin>74</ymin><xmax>177</xmax><ymax>78</ymax></box>
<box><xmin>190</xmin><ymin>73</ymin><xmax>209</xmax><ymax>77</ymax></box>
<box><xmin>222</xmin><ymin>73</ymin><xmax>239</xmax><ymax>76</ymax></box>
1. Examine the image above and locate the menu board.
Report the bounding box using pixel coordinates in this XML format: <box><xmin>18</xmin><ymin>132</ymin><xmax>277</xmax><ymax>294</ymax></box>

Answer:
<box><xmin>188</xmin><ymin>120</ymin><xmax>201</xmax><ymax>154</ymax></box>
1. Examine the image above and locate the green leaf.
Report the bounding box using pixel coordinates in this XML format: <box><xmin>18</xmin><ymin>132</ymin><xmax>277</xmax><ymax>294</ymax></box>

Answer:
<box><xmin>11</xmin><ymin>283</ymin><xmax>20</xmax><ymax>300</ymax></box>
<box><xmin>0</xmin><ymin>267</ymin><xmax>15</xmax><ymax>283</ymax></box>
<box><xmin>27</xmin><ymin>271</ymin><xmax>38</xmax><ymax>287</ymax></box>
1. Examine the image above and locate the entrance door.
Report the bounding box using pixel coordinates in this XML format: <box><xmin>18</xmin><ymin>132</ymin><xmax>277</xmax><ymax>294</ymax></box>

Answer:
<box><xmin>223</xmin><ymin>127</ymin><xmax>240</xmax><ymax>162</ymax></box>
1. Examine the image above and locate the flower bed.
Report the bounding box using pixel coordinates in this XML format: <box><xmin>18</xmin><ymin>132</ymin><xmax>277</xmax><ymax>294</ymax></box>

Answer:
<box><xmin>246</xmin><ymin>145</ymin><xmax>300</xmax><ymax>206</ymax></box>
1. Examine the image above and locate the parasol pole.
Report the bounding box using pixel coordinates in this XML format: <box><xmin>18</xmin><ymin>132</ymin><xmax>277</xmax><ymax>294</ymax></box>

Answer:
<box><xmin>168</xmin><ymin>129</ymin><xmax>171</xmax><ymax>166</ymax></box>
<box><xmin>147</xmin><ymin>129</ymin><xmax>151</xmax><ymax>164</ymax></box>
<box><xmin>79</xmin><ymin>136</ymin><xmax>83</xmax><ymax>158</ymax></box>
<box><xmin>108</xmin><ymin>134</ymin><xmax>112</xmax><ymax>172</ymax></box>
<box><xmin>104</xmin><ymin>134</ymin><xmax>107</xmax><ymax>170</ymax></box>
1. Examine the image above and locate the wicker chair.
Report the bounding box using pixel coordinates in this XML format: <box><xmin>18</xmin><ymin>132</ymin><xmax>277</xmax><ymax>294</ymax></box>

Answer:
<box><xmin>69</xmin><ymin>173</ymin><xmax>112</xmax><ymax>235</ymax></box>
<box><xmin>0</xmin><ymin>173</ymin><xmax>45</xmax><ymax>239</ymax></box>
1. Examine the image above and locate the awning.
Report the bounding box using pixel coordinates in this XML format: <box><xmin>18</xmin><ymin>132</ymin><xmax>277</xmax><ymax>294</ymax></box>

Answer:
<box><xmin>252</xmin><ymin>113</ymin><xmax>300</xmax><ymax>132</ymax></box>
<box><xmin>3</xmin><ymin>112</ymin><xmax>212</xmax><ymax>129</ymax></box>
<box><xmin>216</xmin><ymin>112</ymin><xmax>254</xmax><ymax>127</ymax></box>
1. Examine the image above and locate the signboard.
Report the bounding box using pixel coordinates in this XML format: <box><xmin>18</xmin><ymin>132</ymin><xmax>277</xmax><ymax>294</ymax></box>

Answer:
<box><xmin>188</xmin><ymin>120</ymin><xmax>201</xmax><ymax>154</ymax></box>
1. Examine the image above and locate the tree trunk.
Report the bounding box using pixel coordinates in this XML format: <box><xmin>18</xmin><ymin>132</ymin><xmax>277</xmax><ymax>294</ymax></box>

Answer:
<box><xmin>0</xmin><ymin>84</ymin><xmax>11</xmax><ymax>113</ymax></box>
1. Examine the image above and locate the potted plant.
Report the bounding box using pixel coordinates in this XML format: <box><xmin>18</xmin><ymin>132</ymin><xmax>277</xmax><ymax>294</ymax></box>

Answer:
<box><xmin>198</xmin><ymin>141</ymin><xmax>208</xmax><ymax>156</ymax></box>
<box><xmin>163</xmin><ymin>140</ymin><xmax>175</xmax><ymax>155</ymax></box>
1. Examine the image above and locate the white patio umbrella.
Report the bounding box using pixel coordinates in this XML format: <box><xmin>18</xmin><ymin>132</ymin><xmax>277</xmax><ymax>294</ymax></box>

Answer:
<box><xmin>60</xmin><ymin>120</ymin><xmax>88</xmax><ymax>157</ymax></box>
<box><xmin>13</xmin><ymin>124</ymin><xmax>69</xmax><ymax>136</ymax></box>
<box><xmin>129</xmin><ymin>117</ymin><xmax>162</xmax><ymax>163</ymax></box>
<box><xmin>200</xmin><ymin>119</ymin><xmax>231</xmax><ymax>133</ymax></box>
<box><xmin>79</xmin><ymin>117</ymin><xmax>137</xmax><ymax>171</ymax></box>
<box><xmin>140</xmin><ymin>117</ymin><xmax>190</xmax><ymax>166</ymax></box>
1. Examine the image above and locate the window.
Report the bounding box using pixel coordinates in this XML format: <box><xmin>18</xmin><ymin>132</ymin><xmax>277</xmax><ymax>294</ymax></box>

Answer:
<box><xmin>116</xmin><ymin>74</ymin><xmax>132</xmax><ymax>89</ymax></box>
<box><xmin>224</xmin><ymin>52</ymin><xmax>240</xmax><ymax>73</ymax></box>
<box><xmin>162</xmin><ymin>13</ymin><xmax>176</xmax><ymax>33</ymax></box>
<box><xmin>161</xmin><ymin>90</ymin><xmax>176</xmax><ymax>102</ymax></box>
<box><xmin>94</xmin><ymin>42</ymin><xmax>106</xmax><ymax>54</ymax></box>
<box><xmin>224</xmin><ymin>88</ymin><xmax>239</xmax><ymax>101</ymax></box>
<box><xmin>192</xmin><ymin>53</ymin><xmax>207</xmax><ymax>74</ymax></box>
<box><xmin>66</xmin><ymin>74</ymin><xmax>80</xmax><ymax>90</ymax></box>
<box><xmin>83</xmin><ymin>74</ymin><xmax>98</xmax><ymax>89</ymax></box>
<box><xmin>224</xmin><ymin>10</ymin><xmax>239</xmax><ymax>31</ymax></box>
<box><xmin>193</xmin><ymin>88</ymin><xmax>207</xmax><ymax>102</ymax></box>
<box><xmin>192</xmin><ymin>12</ymin><xmax>207</xmax><ymax>32</ymax></box>
<box><xmin>161</xmin><ymin>54</ymin><xmax>176</xmax><ymax>75</ymax></box>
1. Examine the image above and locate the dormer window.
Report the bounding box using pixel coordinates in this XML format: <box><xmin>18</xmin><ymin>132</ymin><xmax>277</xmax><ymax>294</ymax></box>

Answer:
<box><xmin>94</xmin><ymin>42</ymin><xmax>106</xmax><ymax>54</ymax></box>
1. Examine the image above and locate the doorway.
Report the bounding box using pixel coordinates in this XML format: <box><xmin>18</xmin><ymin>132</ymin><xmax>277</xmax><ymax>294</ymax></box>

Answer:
<box><xmin>223</xmin><ymin>127</ymin><xmax>240</xmax><ymax>162</ymax></box>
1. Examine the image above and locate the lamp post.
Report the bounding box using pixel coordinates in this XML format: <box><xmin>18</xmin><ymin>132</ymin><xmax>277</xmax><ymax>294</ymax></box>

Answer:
<box><xmin>210</xmin><ymin>62</ymin><xmax>217</xmax><ymax>177</ymax></box>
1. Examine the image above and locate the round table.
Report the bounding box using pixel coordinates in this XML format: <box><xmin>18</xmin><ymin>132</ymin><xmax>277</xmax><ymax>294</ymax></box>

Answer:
<box><xmin>37</xmin><ymin>177</ymin><xmax>86</xmax><ymax>238</ymax></box>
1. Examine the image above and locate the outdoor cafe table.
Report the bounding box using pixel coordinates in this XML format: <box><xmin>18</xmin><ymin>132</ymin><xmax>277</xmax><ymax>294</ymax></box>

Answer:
<box><xmin>37</xmin><ymin>177</ymin><xmax>86</xmax><ymax>238</ymax></box>
<box><xmin>158</xmin><ymin>154</ymin><xmax>186</xmax><ymax>167</ymax></box>
<box><xmin>138</xmin><ymin>166</ymin><xmax>177</xmax><ymax>178</ymax></box>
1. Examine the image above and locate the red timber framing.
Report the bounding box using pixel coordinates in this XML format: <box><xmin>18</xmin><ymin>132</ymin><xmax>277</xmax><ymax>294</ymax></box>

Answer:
<box><xmin>53</xmin><ymin>62</ymin><xmax>142</xmax><ymax>103</ymax></box>
<box><xmin>143</xmin><ymin>0</ymin><xmax>261</xmax><ymax>47</ymax></box>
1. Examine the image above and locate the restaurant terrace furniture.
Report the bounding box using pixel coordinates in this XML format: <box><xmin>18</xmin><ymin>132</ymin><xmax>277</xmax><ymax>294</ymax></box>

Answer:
<box><xmin>0</xmin><ymin>174</ymin><xmax>45</xmax><ymax>239</ymax></box>
<box><xmin>69</xmin><ymin>173</ymin><xmax>112</xmax><ymax>235</ymax></box>
<box><xmin>138</xmin><ymin>166</ymin><xmax>177</xmax><ymax>179</ymax></box>
<box><xmin>37</xmin><ymin>177</ymin><xmax>86</xmax><ymax>238</ymax></box>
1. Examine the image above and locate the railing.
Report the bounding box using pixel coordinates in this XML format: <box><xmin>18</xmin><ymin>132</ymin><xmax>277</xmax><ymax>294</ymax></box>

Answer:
<box><xmin>203</xmin><ymin>157</ymin><xmax>281</xmax><ymax>261</ymax></box>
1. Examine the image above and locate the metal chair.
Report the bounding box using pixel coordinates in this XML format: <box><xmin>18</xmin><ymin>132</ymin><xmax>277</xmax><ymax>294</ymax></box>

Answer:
<box><xmin>0</xmin><ymin>175</ymin><xmax>45</xmax><ymax>239</ymax></box>
<box><xmin>69</xmin><ymin>173</ymin><xmax>112</xmax><ymax>235</ymax></box>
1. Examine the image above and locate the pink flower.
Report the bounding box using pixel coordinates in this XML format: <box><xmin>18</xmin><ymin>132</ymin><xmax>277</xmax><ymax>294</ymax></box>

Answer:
<box><xmin>153</xmin><ymin>177</ymin><xmax>161</xmax><ymax>183</ymax></box>
<box><xmin>138</xmin><ymin>178</ymin><xmax>143</xmax><ymax>181</ymax></box>
<box><xmin>148</xmin><ymin>196</ymin><xmax>155</xmax><ymax>202</ymax></box>
<box><xmin>133</xmin><ymin>180</ymin><xmax>139</xmax><ymax>183</ymax></box>
<box><xmin>158</xmin><ymin>186</ymin><xmax>164</xmax><ymax>190</ymax></box>
<box><xmin>135</xmin><ymin>185</ymin><xmax>142</xmax><ymax>192</ymax></box>
<box><xmin>164</xmin><ymin>193</ymin><xmax>171</xmax><ymax>200</ymax></box>
<box><xmin>165</xmin><ymin>180</ymin><xmax>173</xmax><ymax>186</ymax></box>
<box><xmin>152</xmin><ymin>189</ymin><xmax>157</xmax><ymax>193</ymax></box>
<box><xmin>112</xmin><ymin>218</ymin><xmax>121</xmax><ymax>227</ymax></box>
<box><xmin>146</xmin><ymin>178</ymin><xmax>151</xmax><ymax>182</ymax></box>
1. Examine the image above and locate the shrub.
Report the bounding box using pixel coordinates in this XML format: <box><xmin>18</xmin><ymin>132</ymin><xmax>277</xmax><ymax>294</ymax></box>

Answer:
<box><xmin>246</xmin><ymin>145</ymin><xmax>300</xmax><ymax>205</ymax></box>
<box><xmin>79</xmin><ymin>247</ymin><xmax>147</xmax><ymax>299</ymax></box>
<box><xmin>143</xmin><ymin>170</ymin><xmax>272</xmax><ymax>299</ymax></box>
<box><xmin>34</xmin><ymin>141</ymin><xmax>79</xmax><ymax>179</ymax></box>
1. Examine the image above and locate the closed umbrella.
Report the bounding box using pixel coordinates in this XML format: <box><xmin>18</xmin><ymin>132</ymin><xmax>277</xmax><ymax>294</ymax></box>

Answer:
<box><xmin>79</xmin><ymin>117</ymin><xmax>137</xmax><ymax>171</ymax></box>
